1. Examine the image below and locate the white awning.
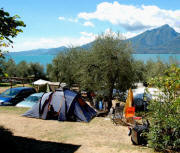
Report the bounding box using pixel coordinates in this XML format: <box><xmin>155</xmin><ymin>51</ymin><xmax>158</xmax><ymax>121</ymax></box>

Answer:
<box><xmin>32</xmin><ymin>79</ymin><xmax>50</xmax><ymax>85</ymax></box>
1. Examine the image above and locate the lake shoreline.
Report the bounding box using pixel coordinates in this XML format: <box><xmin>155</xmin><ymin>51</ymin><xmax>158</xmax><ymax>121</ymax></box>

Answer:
<box><xmin>5</xmin><ymin>54</ymin><xmax>180</xmax><ymax>69</ymax></box>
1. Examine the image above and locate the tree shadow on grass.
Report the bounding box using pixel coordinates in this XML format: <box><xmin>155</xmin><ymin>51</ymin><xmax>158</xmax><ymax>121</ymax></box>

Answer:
<box><xmin>0</xmin><ymin>126</ymin><xmax>80</xmax><ymax>153</ymax></box>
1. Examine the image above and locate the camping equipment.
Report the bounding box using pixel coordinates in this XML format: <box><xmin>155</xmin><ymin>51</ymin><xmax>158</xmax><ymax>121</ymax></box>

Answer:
<box><xmin>112</xmin><ymin>89</ymin><xmax>136</xmax><ymax>126</ymax></box>
<box><xmin>125</xmin><ymin>107</ymin><xmax>135</xmax><ymax>118</ymax></box>
<box><xmin>123</xmin><ymin>88</ymin><xmax>133</xmax><ymax>117</ymax></box>
<box><xmin>23</xmin><ymin>88</ymin><xmax>96</xmax><ymax>122</ymax></box>
<box><xmin>128</xmin><ymin>119</ymin><xmax>149</xmax><ymax>145</ymax></box>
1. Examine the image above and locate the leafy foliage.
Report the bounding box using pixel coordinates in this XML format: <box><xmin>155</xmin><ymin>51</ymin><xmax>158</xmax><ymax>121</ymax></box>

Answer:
<box><xmin>147</xmin><ymin>65</ymin><xmax>180</xmax><ymax>152</ymax></box>
<box><xmin>48</xmin><ymin>32</ymin><xmax>137</xmax><ymax>111</ymax></box>
<box><xmin>0</xmin><ymin>58</ymin><xmax>46</xmax><ymax>79</ymax></box>
<box><xmin>0</xmin><ymin>58</ymin><xmax>7</xmax><ymax>77</ymax></box>
<box><xmin>28</xmin><ymin>62</ymin><xmax>46</xmax><ymax>79</ymax></box>
<box><xmin>80</xmin><ymin>32</ymin><xmax>136</xmax><ymax>109</ymax></box>
<box><xmin>0</xmin><ymin>8</ymin><xmax>25</xmax><ymax>57</ymax></box>
<box><xmin>47</xmin><ymin>47</ymin><xmax>86</xmax><ymax>84</ymax></box>
<box><xmin>16</xmin><ymin>61</ymin><xmax>29</xmax><ymax>77</ymax></box>
<box><xmin>145</xmin><ymin>58</ymin><xmax>169</xmax><ymax>81</ymax></box>
<box><xmin>4</xmin><ymin>58</ymin><xmax>17</xmax><ymax>77</ymax></box>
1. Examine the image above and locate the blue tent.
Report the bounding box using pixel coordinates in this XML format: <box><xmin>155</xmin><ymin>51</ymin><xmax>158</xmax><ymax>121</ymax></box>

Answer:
<box><xmin>23</xmin><ymin>88</ymin><xmax>96</xmax><ymax>122</ymax></box>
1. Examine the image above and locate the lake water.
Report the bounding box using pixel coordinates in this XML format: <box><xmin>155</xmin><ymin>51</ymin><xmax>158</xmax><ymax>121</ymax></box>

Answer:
<box><xmin>6</xmin><ymin>54</ymin><xmax>180</xmax><ymax>69</ymax></box>
<box><xmin>6</xmin><ymin>55</ymin><xmax>55</xmax><ymax>68</ymax></box>
<box><xmin>133</xmin><ymin>54</ymin><xmax>180</xmax><ymax>63</ymax></box>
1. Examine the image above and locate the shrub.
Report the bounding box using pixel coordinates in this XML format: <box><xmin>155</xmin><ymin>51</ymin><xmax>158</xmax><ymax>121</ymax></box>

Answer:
<box><xmin>147</xmin><ymin>65</ymin><xmax>180</xmax><ymax>152</ymax></box>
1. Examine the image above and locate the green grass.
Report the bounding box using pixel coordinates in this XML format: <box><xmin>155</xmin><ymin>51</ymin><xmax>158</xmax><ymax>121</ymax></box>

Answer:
<box><xmin>0</xmin><ymin>82</ymin><xmax>14</xmax><ymax>87</ymax></box>
<box><xmin>0</xmin><ymin>106</ymin><xmax>29</xmax><ymax>115</ymax></box>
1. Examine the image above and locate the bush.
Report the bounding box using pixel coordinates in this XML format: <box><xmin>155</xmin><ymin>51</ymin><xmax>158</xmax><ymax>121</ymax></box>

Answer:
<box><xmin>147</xmin><ymin>65</ymin><xmax>180</xmax><ymax>152</ymax></box>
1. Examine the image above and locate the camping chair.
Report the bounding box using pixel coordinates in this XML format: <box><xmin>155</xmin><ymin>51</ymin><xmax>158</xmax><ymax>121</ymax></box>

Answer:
<box><xmin>114</xmin><ymin>103</ymin><xmax>123</xmax><ymax>118</ymax></box>
<box><xmin>111</xmin><ymin>102</ymin><xmax>127</xmax><ymax>125</ymax></box>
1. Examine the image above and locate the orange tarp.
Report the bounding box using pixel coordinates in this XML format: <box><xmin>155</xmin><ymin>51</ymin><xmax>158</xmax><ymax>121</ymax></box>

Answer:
<box><xmin>125</xmin><ymin>107</ymin><xmax>135</xmax><ymax>118</ymax></box>
<box><xmin>123</xmin><ymin>88</ymin><xmax>134</xmax><ymax>118</ymax></box>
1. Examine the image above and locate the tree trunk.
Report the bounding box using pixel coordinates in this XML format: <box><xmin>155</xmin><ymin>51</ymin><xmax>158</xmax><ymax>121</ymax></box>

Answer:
<box><xmin>107</xmin><ymin>85</ymin><xmax>114</xmax><ymax>112</ymax></box>
<box><xmin>107</xmin><ymin>99</ymin><xmax>112</xmax><ymax>112</ymax></box>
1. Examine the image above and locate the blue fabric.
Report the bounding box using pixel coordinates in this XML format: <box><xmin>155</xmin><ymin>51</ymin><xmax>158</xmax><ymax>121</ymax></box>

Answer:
<box><xmin>74</xmin><ymin>101</ymin><xmax>88</xmax><ymax>122</ymax></box>
<box><xmin>74</xmin><ymin>101</ymin><xmax>96</xmax><ymax>122</ymax></box>
<box><xmin>64</xmin><ymin>90</ymin><xmax>77</xmax><ymax>111</ymax></box>
<box><xmin>58</xmin><ymin>89</ymin><xmax>77</xmax><ymax>121</ymax></box>
<box><xmin>58</xmin><ymin>101</ymin><xmax>66</xmax><ymax>121</ymax></box>
<box><xmin>84</xmin><ymin>104</ymin><xmax>97</xmax><ymax>116</ymax></box>
<box><xmin>24</xmin><ymin>89</ymin><xmax>96</xmax><ymax>122</ymax></box>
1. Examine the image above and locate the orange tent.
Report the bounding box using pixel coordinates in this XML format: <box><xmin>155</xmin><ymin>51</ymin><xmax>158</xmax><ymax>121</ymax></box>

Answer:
<box><xmin>123</xmin><ymin>88</ymin><xmax>135</xmax><ymax>118</ymax></box>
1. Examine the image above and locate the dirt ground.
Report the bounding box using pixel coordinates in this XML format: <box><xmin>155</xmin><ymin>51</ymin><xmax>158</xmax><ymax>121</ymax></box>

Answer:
<box><xmin>0</xmin><ymin>107</ymin><xmax>153</xmax><ymax>153</ymax></box>
<box><xmin>0</xmin><ymin>86</ymin><xmax>10</xmax><ymax>93</ymax></box>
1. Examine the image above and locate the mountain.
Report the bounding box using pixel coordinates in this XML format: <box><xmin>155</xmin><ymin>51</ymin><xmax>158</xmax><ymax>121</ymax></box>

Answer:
<box><xmin>127</xmin><ymin>24</ymin><xmax>180</xmax><ymax>53</ymax></box>
<box><xmin>8</xmin><ymin>46</ymin><xmax>67</xmax><ymax>56</ymax></box>
<box><xmin>8</xmin><ymin>24</ymin><xmax>180</xmax><ymax>55</ymax></box>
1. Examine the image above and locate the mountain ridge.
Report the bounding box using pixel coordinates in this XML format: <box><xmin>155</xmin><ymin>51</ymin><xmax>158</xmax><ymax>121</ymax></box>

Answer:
<box><xmin>8</xmin><ymin>24</ymin><xmax>180</xmax><ymax>55</ymax></box>
<box><xmin>127</xmin><ymin>24</ymin><xmax>180</xmax><ymax>54</ymax></box>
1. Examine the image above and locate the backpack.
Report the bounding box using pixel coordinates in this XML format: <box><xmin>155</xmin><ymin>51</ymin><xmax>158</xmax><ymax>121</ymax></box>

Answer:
<box><xmin>128</xmin><ymin>120</ymin><xmax>149</xmax><ymax>145</ymax></box>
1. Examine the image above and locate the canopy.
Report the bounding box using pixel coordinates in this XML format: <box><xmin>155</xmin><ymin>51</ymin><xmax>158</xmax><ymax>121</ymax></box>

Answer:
<box><xmin>32</xmin><ymin>79</ymin><xmax>50</xmax><ymax>85</ymax></box>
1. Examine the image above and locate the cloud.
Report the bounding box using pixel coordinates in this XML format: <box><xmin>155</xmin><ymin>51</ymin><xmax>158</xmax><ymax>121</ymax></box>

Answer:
<box><xmin>10</xmin><ymin>34</ymin><xmax>96</xmax><ymax>52</ymax></box>
<box><xmin>9</xmin><ymin>29</ymin><xmax>141</xmax><ymax>52</ymax></box>
<box><xmin>58</xmin><ymin>16</ymin><xmax>78</xmax><ymax>23</ymax></box>
<box><xmin>77</xmin><ymin>32</ymin><xmax>96</xmax><ymax>46</ymax></box>
<box><xmin>102</xmin><ymin>28</ymin><xmax>140</xmax><ymax>39</ymax></box>
<box><xmin>122</xmin><ymin>31</ymin><xmax>142</xmax><ymax>39</ymax></box>
<box><xmin>68</xmin><ymin>18</ymin><xmax>78</xmax><ymax>23</ymax></box>
<box><xmin>80</xmin><ymin>31</ymin><xmax>95</xmax><ymax>37</ymax></box>
<box><xmin>78</xmin><ymin>1</ymin><xmax>180</xmax><ymax>32</ymax></box>
<box><xmin>58</xmin><ymin>16</ymin><xmax>65</xmax><ymax>20</ymax></box>
<box><xmin>83</xmin><ymin>21</ymin><xmax>95</xmax><ymax>27</ymax></box>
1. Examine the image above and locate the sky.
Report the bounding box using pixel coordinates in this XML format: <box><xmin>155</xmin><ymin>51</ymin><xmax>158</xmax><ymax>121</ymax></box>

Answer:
<box><xmin>1</xmin><ymin>0</ymin><xmax>180</xmax><ymax>52</ymax></box>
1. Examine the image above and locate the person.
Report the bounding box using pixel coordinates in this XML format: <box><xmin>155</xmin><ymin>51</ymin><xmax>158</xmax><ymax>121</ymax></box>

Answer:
<box><xmin>95</xmin><ymin>100</ymin><xmax>99</xmax><ymax>109</ymax></box>
<box><xmin>99</xmin><ymin>100</ymin><xmax>103</xmax><ymax>110</ymax></box>
<box><xmin>103</xmin><ymin>96</ymin><xmax>108</xmax><ymax>111</ymax></box>
<box><xmin>88</xmin><ymin>91</ymin><xmax>96</xmax><ymax>107</ymax></box>
<box><xmin>109</xmin><ymin>106</ymin><xmax>114</xmax><ymax>116</ymax></box>
<box><xmin>87</xmin><ymin>91</ymin><xmax>93</xmax><ymax>106</ymax></box>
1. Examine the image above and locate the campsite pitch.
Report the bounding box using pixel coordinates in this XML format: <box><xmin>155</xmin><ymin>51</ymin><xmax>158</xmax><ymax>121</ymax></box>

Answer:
<box><xmin>0</xmin><ymin>107</ymin><xmax>153</xmax><ymax>153</ymax></box>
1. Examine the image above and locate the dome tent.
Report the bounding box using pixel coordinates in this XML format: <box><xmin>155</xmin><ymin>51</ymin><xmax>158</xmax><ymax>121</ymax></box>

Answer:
<box><xmin>23</xmin><ymin>88</ymin><xmax>96</xmax><ymax>122</ymax></box>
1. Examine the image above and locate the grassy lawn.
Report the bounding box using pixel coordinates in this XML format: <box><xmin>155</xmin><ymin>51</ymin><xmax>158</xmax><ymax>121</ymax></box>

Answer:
<box><xmin>0</xmin><ymin>82</ymin><xmax>13</xmax><ymax>87</ymax></box>
<box><xmin>0</xmin><ymin>107</ymin><xmax>154</xmax><ymax>153</ymax></box>
<box><xmin>0</xmin><ymin>106</ymin><xmax>29</xmax><ymax>114</ymax></box>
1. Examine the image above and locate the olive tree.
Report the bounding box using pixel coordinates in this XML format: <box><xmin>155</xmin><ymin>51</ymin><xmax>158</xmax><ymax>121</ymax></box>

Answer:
<box><xmin>0</xmin><ymin>8</ymin><xmax>25</xmax><ymax>57</ymax></box>
<box><xmin>28</xmin><ymin>63</ymin><xmax>46</xmax><ymax>79</ymax></box>
<box><xmin>79</xmin><ymin>32</ymin><xmax>136</xmax><ymax>111</ymax></box>
<box><xmin>16</xmin><ymin>61</ymin><xmax>30</xmax><ymax>77</ymax></box>
<box><xmin>48</xmin><ymin>32</ymin><xmax>137</xmax><ymax>111</ymax></box>
<box><xmin>47</xmin><ymin>47</ymin><xmax>86</xmax><ymax>85</ymax></box>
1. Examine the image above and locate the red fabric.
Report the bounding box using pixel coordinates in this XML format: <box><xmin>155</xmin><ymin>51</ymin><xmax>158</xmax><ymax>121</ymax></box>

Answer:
<box><xmin>90</xmin><ymin>92</ymin><xmax>95</xmax><ymax>97</ymax></box>
<box><xmin>78</xmin><ymin>98</ymin><xmax>86</xmax><ymax>106</ymax></box>
<box><xmin>125</xmin><ymin>107</ymin><xmax>135</xmax><ymax>118</ymax></box>
<box><xmin>133</xmin><ymin>116</ymin><xmax>142</xmax><ymax>120</ymax></box>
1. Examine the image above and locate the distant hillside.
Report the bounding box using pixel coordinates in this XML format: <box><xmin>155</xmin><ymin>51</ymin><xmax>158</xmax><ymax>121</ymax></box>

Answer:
<box><xmin>8</xmin><ymin>24</ymin><xmax>180</xmax><ymax>55</ymax></box>
<box><xmin>127</xmin><ymin>24</ymin><xmax>180</xmax><ymax>54</ymax></box>
<box><xmin>8</xmin><ymin>46</ymin><xmax>67</xmax><ymax>56</ymax></box>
